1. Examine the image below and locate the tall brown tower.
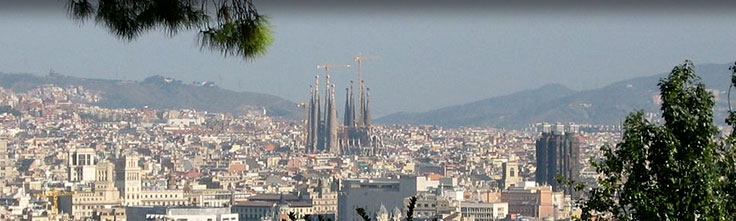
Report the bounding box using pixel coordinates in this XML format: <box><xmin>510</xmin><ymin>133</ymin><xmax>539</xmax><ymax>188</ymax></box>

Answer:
<box><xmin>305</xmin><ymin>74</ymin><xmax>340</xmax><ymax>154</ymax></box>
<box><xmin>535</xmin><ymin>124</ymin><xmax>580</xmax><ymax>193</ymax></box>
<box><xmin>306</xmin><ymin>76</ymin><xmax>321</xmax><ymax>153</ymax></box>
<box><xmin>325</xmin><ymin>80</ymin><xmax>339</xmax><ymax>153</ymax></box>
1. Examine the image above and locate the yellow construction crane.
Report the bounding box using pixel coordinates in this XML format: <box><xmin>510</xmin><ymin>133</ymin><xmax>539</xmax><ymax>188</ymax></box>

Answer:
<box><xmin>353</xmin><ymin>54</ymin><xmax>380</xmax><ymax>84</ymax></box>
<box><xmin>297</xmin><ymin>100</ymin><xmax>309</xmax><ymax>148</ymax></box>
<box><xmin>353</xmin><ymin>54</ymin><xmax>379</xmax><ymax>125</ymax></box>
<box><xmin>35</xmin><ymin>188</ymin><xmax>75</xmax><ymax>220</ymax></box>
<box><xmin>316</xmin><ymin>64</ymin><xmax>351</xmax><ymax>79</ymax></box>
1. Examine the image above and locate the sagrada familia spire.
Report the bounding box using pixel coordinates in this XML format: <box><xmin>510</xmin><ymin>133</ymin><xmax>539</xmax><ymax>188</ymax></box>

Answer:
<box><xmin>306</xmin><ymin>74</ymin><xmax>341</xmax><ymax>153</ymax></box>
<box><xmin>343</xmin><ymin>80</ymin><xmax>372</xmax><ymax>128</ymax></box>
<box><xmin>306</xmin><ymin>61</ymin><xmax>375</xmax><ymax>155</ymax></box>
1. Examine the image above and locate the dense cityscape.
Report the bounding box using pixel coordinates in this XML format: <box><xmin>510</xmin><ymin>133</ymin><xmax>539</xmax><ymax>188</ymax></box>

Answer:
<box><xmin>5</xmin><ymin>1</ymin><xmax>736</xmax><ymax>220</ymax></box>
<box><xmin>0</xmin><ymin>72</ymin><xmax>624</xmax><ymax>221</ymax></box>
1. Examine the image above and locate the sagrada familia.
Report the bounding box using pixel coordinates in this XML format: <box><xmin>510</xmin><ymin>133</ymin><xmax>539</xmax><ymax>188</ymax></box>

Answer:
<box><xmin>305</xmin><ymin>67</ymin><xmax>380</xmax><ymax>155</ymax></box>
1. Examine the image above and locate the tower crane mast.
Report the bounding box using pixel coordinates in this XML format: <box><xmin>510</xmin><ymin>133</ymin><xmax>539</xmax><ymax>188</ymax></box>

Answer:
<box><xmin>316</xmin><ymin>64</ymin><xmax>351</xmax><ymax>78</ymax></box>
<box><xmin>353</xmin><ymin>55</ymin><xmax>379</xmax><ymax>126</ymax></box>
<box><xmin>35</xmin><ymin>188</ymin><xmax>75</xmax><ymax>220</ymax></box>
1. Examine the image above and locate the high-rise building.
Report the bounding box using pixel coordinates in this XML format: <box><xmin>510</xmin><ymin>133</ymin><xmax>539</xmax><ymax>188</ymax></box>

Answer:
<box><xmin>116</xmin><ymin>154</ymin><xmax>142</xmax><ymax>206</ymax></box>
<box><xmin>68</xmin><ymin>148</ymin><xmax>97</xmax><ymax>182</ymax></box>
<box><xmin>0</xmin><ymin>137</ymin><xmax>16</xmax><ymax>184</ymax></box>
<box><xmin>94</xmin><ymin>161</ymin><xmax>120</xmax><ymax>203</ymax></box>
<box><xmin>0</xmin><ymin>138</ymin><xmax>12</xmax><ymax>181</ymax></box>
<box><xmin>535</xmin><ymin>124</ymin><xmax>580</xmax><ymax>193</ymax></box>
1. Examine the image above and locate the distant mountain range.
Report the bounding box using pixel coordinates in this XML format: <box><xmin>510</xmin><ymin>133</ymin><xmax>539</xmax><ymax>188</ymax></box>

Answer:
<box><xmin>0</xmin><ymin>73</ymin><xmax>300</xmax><ymax>118</ymax></box>
<box><xmin>378</xmin><ymin>63</ymin><xmax>734</xmax><ymax>128</ymax></box>
<box><xmin>4</xmin><ymin>63</ymin><xmax>732</xmax><ymax>127</ymax></box>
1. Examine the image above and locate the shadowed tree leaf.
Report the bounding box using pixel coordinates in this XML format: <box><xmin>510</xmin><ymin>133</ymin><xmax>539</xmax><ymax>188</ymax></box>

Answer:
<box><xmin>200</xmin><ymin>15</ymin><xmax>272</xmax><ymax>60</ymax></box>
<box><xmin>406</xmin><ymin>196</ymin><xmax>417</xmax><ymax>221</ymax></box>
<box><xmin>356</xmin><ymin>208</ymin><xmax>371</xmax><ymax>221</ymax></box>
<box><xmin>66</xmin><ymin>0</ymin><xmax>272</xmax><ymax>60</ymax></box>
<box><xmin>287</xmin><ymin>211</ymin><xmax>298</xmax><ymax>221</ymax></box>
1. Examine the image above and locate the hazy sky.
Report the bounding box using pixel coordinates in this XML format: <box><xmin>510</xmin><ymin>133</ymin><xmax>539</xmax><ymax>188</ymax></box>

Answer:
<box><xmin>3</xmin><ymin>2</ymin><xmax>736</xmax><ymax>117</ymax></box>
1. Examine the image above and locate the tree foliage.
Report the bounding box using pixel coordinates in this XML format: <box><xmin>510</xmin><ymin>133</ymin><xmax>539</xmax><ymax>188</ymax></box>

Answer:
<box><xmin>284</xmin><ymin>211</ymin><xmax>299</xmax><ymax>221</ymax></box>
<box><xmin>282</xmin><ymin>213</ymin><xmax>331</xmax><ymax>221</ymax></box>
<box><xmin>317</xmin><ymin>214</ymin><xmax>331</xmax><ymax>221</ymax></box>
<box><xmin>578</xmin><ymin>61</ymin><xmax>736</xmax><ymax>220</ymax></box>
<box><xmin>406</xmin><ymin>196</ymin><xmax>417</xmax><ymax>221</ymax></box>
<box><xmin>66</xmin><ymin>0</ymin><xmax>273</xmax><ymax>60</ymax></box>
<box><xmin>356</xmin><ymin>207</ymin><xmax>371</xmax><ymax>221</ymax></box>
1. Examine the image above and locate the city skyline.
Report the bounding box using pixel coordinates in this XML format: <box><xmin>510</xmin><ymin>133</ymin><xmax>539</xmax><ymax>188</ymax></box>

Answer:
<box><xmin>4</xmin><ymin>3</ymin><xmax>736</xmax><ymax>116</ymax></box>
<box><xmin>1</xmin><ymin>1</ymin><xmax>736</xmax><ymax>220</ymax></box>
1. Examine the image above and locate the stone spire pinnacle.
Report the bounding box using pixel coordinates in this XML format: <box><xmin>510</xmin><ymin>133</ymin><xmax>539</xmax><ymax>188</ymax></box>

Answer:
<box><xmin>344</xmin><ymin>87</ymin><xmax>352</xmax><ymax>126</ymax></box>
<box><xmin>327</xmin><ymin>83</ymin><xmax>339</xmax><ymax>153</ymax></box>
<box><xmin>307</xmin><ymin>75</ymin><xmax>321</xmax><ymax>153</ymax></box>
<box><xmin>344</xmin><ymin>81</ymin><xmax>357</xmax><ymax>127</ymax></box>
<box><xmin>357</xmin><ymin>80</ymin><xmax>366</xmax><ymax>126</ymax></box>
<box><xmin>363</xmin><ymin>88</ymin><xmax>372</xmax><ymax>127</ymax></box>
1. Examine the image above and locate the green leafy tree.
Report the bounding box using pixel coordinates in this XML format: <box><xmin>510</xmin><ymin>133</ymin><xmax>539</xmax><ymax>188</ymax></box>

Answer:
<box><xmin>283</xmin><ymin>211</ymin><xmax>297</xmax><ymax>221</ymax></box>
<box><xmin>356</xmin><ymin>207</ymin><xmax>371</xmax><ymax>221</ymax></box>
<box><xmin>577</xmin><ymin>61</ymin><xmax>736</xmax><ymax>220</ymax></box>
<box><xmin>406</xmin><ymin>196</ymin><xmax>417</xmax><ymax>221</ymax></box>
<box><xmin>316</xmin><ymin>214</ymin><xmax>331</xmax><ymax>221</ymax></box>
<box><xmin>66</xmin><ymin>0</ymin><xmax>273</xmax><ymax>60</ymax></box>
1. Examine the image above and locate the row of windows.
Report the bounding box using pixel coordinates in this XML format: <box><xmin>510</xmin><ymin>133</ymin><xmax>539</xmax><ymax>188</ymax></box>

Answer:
<box><xmin>98</xmin><ymin>212</ymin><xmax>125</xmax><ymax>216</ymax></box>
<box><xmin>313</xmin><ymin>206</ymin><xmax>336</xmax><ymax>212</ymax></box>
<box><xmin>240</xmin><ymin>213</ymin><xmax>269</xmax><ymax>219</ymax></box>
<box><xmin>140</xmin><ymin>201</ymin><xmax>187</xmax><ymax>206</ymax></box>
<box><xmin>75</xmin><ymin>194</ymin><xmax>110</xmax><ymax>202</ymax></box>
<box><xmin>234</xmin><ymin>207</ymin><xmax>270</xmax><ymax>213</ymax></box>
<box><xmin>142</xmin><ymin>193</ymin><xmax>182</xmax><ymax>199</ymax></box>
<box><xmin>462</xmin><ymin>207</ymin><xmax>500</xmax><ymax>213</ymax></box>
<box><xmin>417</xmin><ymin>203</ymin><xmax>436</xmax><ymax>208</ymax></box>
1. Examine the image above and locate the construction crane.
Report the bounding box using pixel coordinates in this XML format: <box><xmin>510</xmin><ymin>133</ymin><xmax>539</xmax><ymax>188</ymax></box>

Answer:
<box><xmin>297</xmin><ymin>100</ymin><xmax>308</xmax><ymax>150</ymax></box>
<box><xmin>316</xmin><ymin>64</ymin><xmax>351</xmax><ymax>78</ymax></box>
<box><xmin>353</xmin><ymin>55</ymin><xmax>380</xmax><ymax>85</ymax></box>
<box><xmin>297</xmin><ymin>101</ymin><xmax>308</xmax><ymax>123</ymax></box>
<box><xmin>353</xmin><ymin>55</ymin><xmax>379</xmax><ymax>126</ymax></box>
<box><xmin>35</xmin><ymin>188</ymin><xmax>75</xmax><ymax>220</ymax></box>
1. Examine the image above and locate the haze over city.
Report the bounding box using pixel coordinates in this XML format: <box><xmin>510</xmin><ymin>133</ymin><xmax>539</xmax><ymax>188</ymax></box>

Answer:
<box><xmin>3</xmin><ymin>1</ymin><xmax>736</xmax><ymax>116</ymax></box>
<box><xmin>2</xmin><ymin>1</ymin><xmax>736</xmax><ymax>221</ymax></box>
